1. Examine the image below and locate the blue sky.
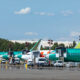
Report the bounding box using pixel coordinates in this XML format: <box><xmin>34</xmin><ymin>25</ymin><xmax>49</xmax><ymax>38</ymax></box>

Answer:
<box><xmin>0</xmin><ymin>0</ymin><xmax>80</xmax><ymax>41</ymax></box>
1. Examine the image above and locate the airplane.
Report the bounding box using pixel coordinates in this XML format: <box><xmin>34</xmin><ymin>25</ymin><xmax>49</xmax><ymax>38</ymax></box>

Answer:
<box><xmin>11</xmin><ymin>39</ymin><xmax>57</xmax><ymax>64</ymax></box>
<box><xmin>0</xmin><ymin>52</ymin><xmax>9</xmax><ymax>60</ymax></box>
<box><xmin>14</xmin><ymin>39</ymin><xmax>55</xmax><ymax>61</ymax></box>
<box><xmin>12</xmin><ymin>41</ymin><xmax>80</xmax><ymax>63</ymax></box>
<box><xmin>64</xmin><ymin>48</ymin><xmax>80</xmax><ymax>62</ymax></box>
<box><xmin>10</xmin><ymin>39</ymin><xmax>42</xmax><ymax>63</ymax></box>
<box><xmin>0</xmin><ymin>39</ymin><xmax>41</xmax><ymax>63</ymax></box>
<box><xmin>0</xmin><ymin>39</ymin><xmax>55</xmax><ymax>63</ymax></box>
<box><xmin>46</xmin><ymin>42</ymin><xmax>80</xmax><ymax>62</ymax></box>
<box><xmin>64</xmin><ymin>42</ymin><xmax>80</xmax><ymax>62</ymax></box>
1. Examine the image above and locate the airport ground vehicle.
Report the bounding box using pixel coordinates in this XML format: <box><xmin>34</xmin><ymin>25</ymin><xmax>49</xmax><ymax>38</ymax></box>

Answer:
<box><xmin>14</xmin><ymin>59</ymin><xmax>20</xmax><ymax>64</ymax></box>
<box><xmin>54</xmin><ymin>60</ymin><xmax>65</xmax><ymax>67</ymax></box>
<box><xmin>36</xmin><ymin>57</ymin><xmax>48</xmax><ymax>67</ymax></box>
<box><xmin>9</xmin><ymin>58</ymin><xmax>20</xmax><ymax>65</ymax></box>
<box><xmin>27</xmin><ymin>61</ymin><xmax>34</xmax><ymax>66</ymax></box>
<box><xmin>1</xmin><ymin>59</ymin><xmax>6</xmax><ymax>64</ymax></box>
<box><xmin>27</xmin><ymin>59</ymin><xmax>34</xmax><ymax>66</ymax></box>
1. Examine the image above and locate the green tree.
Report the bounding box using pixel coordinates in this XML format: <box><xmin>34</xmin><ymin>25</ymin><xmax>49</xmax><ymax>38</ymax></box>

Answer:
<box><xmin>58</xmin><ymin>43</ymin><xmax>65</xmax><ymax>48</ymax></box>
<box><xmin>40</xmin><ymin>45</ymin><xmax>44</xmax><ymax>50</ymax></box>
<box><xmin>68</xmin><ymin>41</ymin><xmax>76</xmax><ymax>48</ymax></box>
<box><xmin>51</xmin><ymin>42</ymin><xmax>58</xmax><ymax>50</ymax></box>
<box><xmin>0</xmin><ymin>38</ymin><xmax>35</xmax><ymax>51</ymax></box>
<box><xmin>72</xmin><ymin>41</ymin><xmax>76</xmax><ymax>48</ymax></box>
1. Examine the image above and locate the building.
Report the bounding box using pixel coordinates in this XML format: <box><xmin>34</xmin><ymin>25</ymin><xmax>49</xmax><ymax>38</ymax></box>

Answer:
<box><xmin>10</xmin><ymin>40</ymin><xmax>75</xmax><ymax>48</ymax></box>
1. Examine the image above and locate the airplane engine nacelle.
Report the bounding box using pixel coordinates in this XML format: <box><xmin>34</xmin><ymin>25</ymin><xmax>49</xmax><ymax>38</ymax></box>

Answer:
<box><xmin>46</xmin><ymin>53</ymin><xmax>59</xmax><ymax>61</ymax></box>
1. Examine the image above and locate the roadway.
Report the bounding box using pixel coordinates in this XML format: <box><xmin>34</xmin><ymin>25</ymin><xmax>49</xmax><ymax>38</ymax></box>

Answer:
<box><xmin>0</xmin><ymin>64</ymin><xmax>80</xmax><ymax>80</ymax></box>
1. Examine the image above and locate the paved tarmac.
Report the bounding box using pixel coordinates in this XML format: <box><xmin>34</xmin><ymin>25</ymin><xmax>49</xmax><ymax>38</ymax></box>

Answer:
<box><xmin>0</xmin><ymin>64</ymin><xmax>80</xmax><ymax>80</ymax></box>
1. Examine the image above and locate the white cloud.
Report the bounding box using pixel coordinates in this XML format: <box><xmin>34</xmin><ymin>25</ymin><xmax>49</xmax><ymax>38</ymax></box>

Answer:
<box><xmin>40</xmin><ymin>12</ymin><xmax>46</xmax><ymax>16</ymax></box>
<box><xmin>47</xmin><ymin>13</ymin><xmax>55</xmax><ymax>16</ymax></box>
<box><xmin>34</xmin><ymin>12</ymin><xmax>55</xmax><ymax>16</ymax></box>
<box><xmin>25</xmin><ymin>32</ymin><xmax>38</xmax><ymax>36</ymax></box>
<box><xmin>15</xmin><ymin>7</ymin><xmax>31</xmax><ymax>14</ymax></box>
<box><xmin>61</xmin><ymin>10</ymin><xmax>73</xmax><ymax>16</ymax></box>
<box><xmin>34</xmin><ymin>12</ymin><xmax>45</xmax><ymax>16</ymax></box>
<box><xmin>70</xmin><ymin>32</ymin><xmax>80</xmax><ymax>37</ymax></box>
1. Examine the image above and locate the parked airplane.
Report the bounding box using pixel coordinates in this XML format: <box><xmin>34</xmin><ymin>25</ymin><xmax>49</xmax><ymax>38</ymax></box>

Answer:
<box><xmin>0</xmin><ymin>39</ymin><xmax>41</xmax><ymax>62</ymax></box>
<box><xmin>46</xmin><ymin>41</ymin><xmax>80</xmax><ymax>62</ymax></box>
<box><xmin>11</xmin><ymin>39</ymin><xmax>42</xmax><ymax>62</ymax></box>
<box><xmin>0</xmin><ymin>52</ymin><xmax>9</xmax><ymax>60</ymax></box>
<box><xmin>14</xmin><ymin>39</ymin><xmax>54</xmax><ymax>61</ymax></box>
<box><xmin>46</xmin><ymin>48</ymin><xmax>80</xmax><ymax>62</ymax></box>
<box><xmin>0</xmin><ymin>39</ymin><xmax>54</xmax><ymax>63</ymax></box>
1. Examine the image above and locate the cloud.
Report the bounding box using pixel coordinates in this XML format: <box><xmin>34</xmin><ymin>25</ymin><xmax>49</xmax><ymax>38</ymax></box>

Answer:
<box><xmin>14</xmin><ymin>7</ymin><xmax>55</xmax><ymax>16</ymax></box>
<box><xmin>34</xmin><ymin>12</ymin><xmax>45</xmax><ymax>16</ymax></box>
<box><xmin>34</xmin><ymin>12</ymin><xmax>55</xmax><ymax>16</ymax></box>
<box><xmin>70</xmin><ymin>32</ymin><xmax>80</xmax><ymax>37</ymax></box>
<box><xmin>61</xmin><ymin>10</ymin><xmax>73</xmax><ymax>16</ymax></box>
<box><xmin>25</xmin><ymin>32</ymin><xmax>38</xmax><ymax>36</ymax></box>
<box><xmin>47</xmin><ymin>13</ymin><xmax>55</xmax><ymax>16</ymax></box>
<box><xmin>40</xmin><ymin>12</ymin><xmax>46</xmax><ymax>16</ymax></box>
<box><xmin>15</xmin><ymin>7</ymin><xmax>31</xmax><ymax>14</ymax></box>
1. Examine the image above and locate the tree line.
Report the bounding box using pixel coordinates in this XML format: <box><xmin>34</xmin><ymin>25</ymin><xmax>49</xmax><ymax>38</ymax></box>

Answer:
<box><xmin>41</xmin><ymin>41</ymin><xmax>76</xmax><ymax>50</ymax></box>
<box><xmin>0</xmin><ymin>38</ymin><xmax>34</xmax><ymax>51</ymax></box>
<box><xmin>0</xmin><ymin>38</ymin><xmax>77</xmax><ymax>51</ymax></box>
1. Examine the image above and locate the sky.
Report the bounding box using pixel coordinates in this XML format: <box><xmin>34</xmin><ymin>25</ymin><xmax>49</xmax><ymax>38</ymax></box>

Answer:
<box><xmin>0</xmin><ymin>0</ymin><xmax>80</xmax><ymax>41</ymax></box>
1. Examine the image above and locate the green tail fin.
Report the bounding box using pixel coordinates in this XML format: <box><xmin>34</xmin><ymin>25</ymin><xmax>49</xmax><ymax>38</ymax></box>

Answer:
<box><xmin>75</xmin><ymin>42</ymin><xmax>80</xmax><ymax>48</ymax></box>
<box><xmin>30</xmin><ymin>39</ymin><xmax>41</xmax><ymax>51</ymax></box>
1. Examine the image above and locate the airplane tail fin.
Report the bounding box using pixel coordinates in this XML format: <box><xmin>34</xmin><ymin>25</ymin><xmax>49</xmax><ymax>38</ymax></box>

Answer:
<box><xmin>30</xmin><ymin>39</ymin><xmax>42</xmax><ymax>51</ymax></box>
<box><xmin>75</xmin><ymin>42</ymin><xmax>80</xmax><ymax>48</ymax></box>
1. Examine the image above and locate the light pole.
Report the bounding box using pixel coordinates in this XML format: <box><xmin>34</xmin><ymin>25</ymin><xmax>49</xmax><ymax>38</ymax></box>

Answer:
<box><xmin>48</xmin><ymin>39</ymin><xmax>53</xmax><ymax>66</ymax></box>
<box><xmin>25</xmin><ymin>42</ymin><xmax>29</xmax><ymax>52</ymax></box>
<box><xmin>8</xmin><ymin>43</ymin><xmax>12</xmax><ymax>64</ymax></box>
<box><xmin>79</xmin><ymin>35</ymin><xmax>80</xmax><ymax>41</ymax></box>
<box><xmin>48</xmin><ymin>39</ymin><xmax>53</xmax><ymax>52</ymax></box>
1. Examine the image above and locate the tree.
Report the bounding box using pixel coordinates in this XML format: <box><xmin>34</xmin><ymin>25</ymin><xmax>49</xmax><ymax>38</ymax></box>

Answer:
<box><xmin>51</xmin><ymin>42</ymin><xmax>58</xmax><ymax>50</ymax></box>
<box><xmin>58</xmin><ymin>43</ymin><xmax>65</xmax><ymax>48</ymax></box>
<box><xmin>68</xmin><ymin>41</ymin><xmax>76</xmax><ymax>48</ymax></box>
<box><xmin>73</xmin><ymin>41</ymin><xmax>76</xmax><ymax>48</ymax></box>
<box><xmin>0</xmin><ymin>38</ymin><xmax>34</xmax><ymax>51</ymax></box>
<box><xmin>40</xmin><ymin>45</ymin><xmax>44</xmax><ymax>50</ymax></box>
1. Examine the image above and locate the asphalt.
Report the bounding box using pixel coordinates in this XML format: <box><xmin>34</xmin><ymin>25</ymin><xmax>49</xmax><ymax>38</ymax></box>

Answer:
<box><xmin>0</xmin><ymin>65</ymin><xmax>80</xmax><ymax>80</ymax></box>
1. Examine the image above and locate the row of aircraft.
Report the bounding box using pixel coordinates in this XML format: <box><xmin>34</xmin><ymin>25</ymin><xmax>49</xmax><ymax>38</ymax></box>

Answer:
<box><xmin>0</xmin><ymin>39</ymin><xmax>53</xmax><ymax>63</ymax></box>
<box><xmin>46</xmin><ymin>42</ymin><xmax>80</xmax><ymax>62</ymax></box>
<box><xmin>0</xmin><ymin>39</ymin><xmax>80</xmax><ymax>63</ymax></box>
